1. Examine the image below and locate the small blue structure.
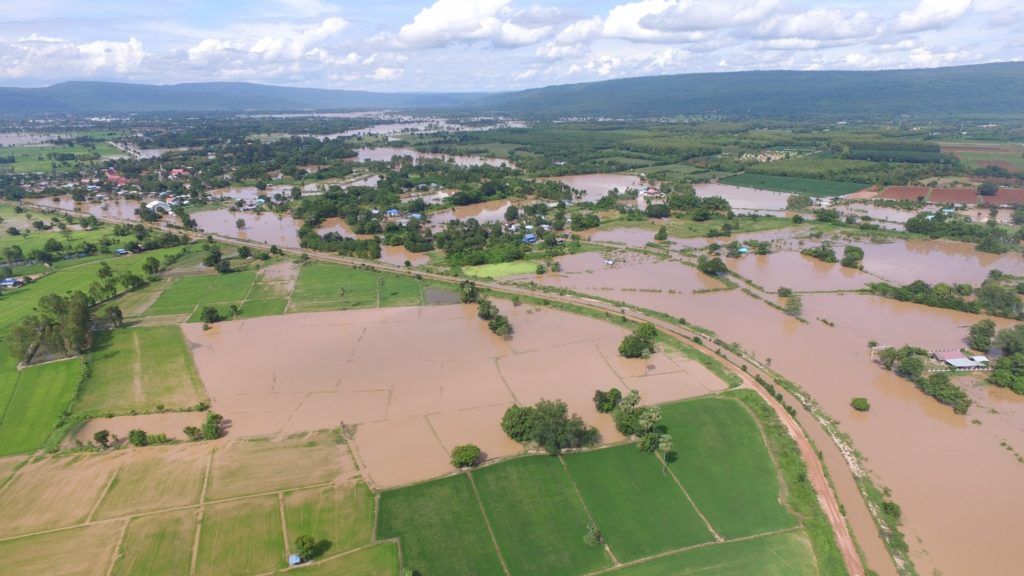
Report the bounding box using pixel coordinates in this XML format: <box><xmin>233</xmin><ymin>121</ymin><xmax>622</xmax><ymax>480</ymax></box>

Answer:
<box><xmin>115</xmin><ymin>248</ymin><xmax>129</xmax><ymax>256</ymax></box>
<box><xmin>737</xmin><ymin>246</ymin><xmax>749</xmax><ymax>254</ymax></box>
<box><xmin>523</xmin><ymin>233</ymin><xmax>538</xmax><ymax>244</ymax></box>
<box><xmin>385</xmin><ymin>208</ymin><xmax>401</xmax><ymax>217</ymax></box>
<box><xmin>409</xmin><ymin>213</ymin><xmax>423</xmax><ymax>220</ymax></box>
<box><xmin>288</xmin><ymin>554</ymin><xmax>303</xmax><ymax>567</ymax></box>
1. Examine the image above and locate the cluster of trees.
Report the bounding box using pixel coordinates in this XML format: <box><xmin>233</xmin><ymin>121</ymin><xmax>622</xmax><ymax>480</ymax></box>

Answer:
<box><xmin>982</xmin><ymin>323</ymin><xmax>1024</xmax><ymax>395</ymax></box>
<box><xmin>476</xmin><ymin>297</ymin><xmax>513</xmax><ymax>337</ymax></box>
<box><xmin>867</xmin><ymin>278</ymin><xmax>1020</xmax><ymax>318</ymax></box>
<box><xmin>9</xmin><ymin>291</ymin><xmax>92</xmax><ymax>362</ymax></box>
<box><xmin>618</xmin><ymin>323</ymin><xmax>657</xmax><ymax>359</ymax></box>
<box><xmin>183</xmin><ymin>412</ymin><xmax>225</xmax><ymax>441</ymax></box>
<box><xmin>876</xmin><ymin>345</ymin><xmax>972</xmax><ymax>414</ymax></box>
<box><xmin>696</xmin><ymin>255</ymin><xmax>728</xmax><ymax>276</ymax></box>
<box><xmin>299</xmin><ymin>229</ymin><xmax>382</xmax><ymax>259</ymax></box>
<box><xmin>435</xmin><ymin>219</ymin><xmax>529</xmax><ymax>265</ymax></box>
<box><xmin>840</xmin><ymin>246</ymin><xmax>864</xmax><ymax>269</ymax></box>
<box><xmin>501</xmin><ymin>399</ymin><xmax>599</xmax><ymax>455</ymax></box>
<box><xmin>801</xmin><ymin>244</ymin><xmax>836</xmax><ymax>263</ymax></box>
<box><xmin>906</xmin><ymin>212</ymin><xmax>1018</xmax><ymax>254</ymax></box>
<box><xmin>127</xmin><ymin>429</ymin><xmax>171</xmax><ymax>447</ymax></box>
<box><xmin>599</xmin><ymin>389</ymin><xmax>674</xmax><ymax>463</ymax></box>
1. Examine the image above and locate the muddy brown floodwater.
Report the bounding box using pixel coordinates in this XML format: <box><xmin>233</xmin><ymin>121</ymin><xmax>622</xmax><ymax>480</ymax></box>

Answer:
<box><xmin>526</xmin><ymin>249</ymin><xmax>1024</xmax><ymax>576</ymax></box>
<box><xmin>181</xmin><ymin>303</ymin><xmax>725</xmax><ymax>488</ymax></box>
<box><xmin>695</xmin><ymin>182</ymin><xmax>791</xmax><ymax>211</ymax></box>
<box><xmin>355</xmin><ymin>147</ymin><xmax>513</xmax><ymax>168</ymax></box>
<box><xmin>541</xmin><ymin>173</ymin><xmax>648</xmax><ymax>203</ymax></box>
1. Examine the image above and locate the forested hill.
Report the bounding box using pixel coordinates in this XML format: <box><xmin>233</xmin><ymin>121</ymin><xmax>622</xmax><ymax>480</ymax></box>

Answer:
<box><xmin>474</xmin><ymin>62</ymin><xmax>1024</xmax><ymax>118</ymax></box>
<box><xmin>2</xmin><ymin>62</ymin><xmax>1023</xmax><ymax>117</ymax></box>
<box><xmin>0</xmin><ymin>81</ymin><xmax>481</xmax><ymax>114</ymax></box>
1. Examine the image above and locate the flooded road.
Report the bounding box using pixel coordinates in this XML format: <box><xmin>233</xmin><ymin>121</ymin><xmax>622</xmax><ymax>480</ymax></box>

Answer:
<box><xmin>523</xmin><ymin>249</ymin><xmax>1024</xmax><ymax>576</ymax></box>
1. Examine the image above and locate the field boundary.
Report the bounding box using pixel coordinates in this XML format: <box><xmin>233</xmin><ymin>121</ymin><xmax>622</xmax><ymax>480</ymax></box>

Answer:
<box><xmin>466</xmin><ymin>472</ymin><xmax>511</xmax><ymax>576</ymax></box>
<box><xmin>658</xmin><ymin>453</ymin><xmax>724</xmax><ymax>543</ymax></box>
<box><xmin>559</xmin><ymin>454</ymin><xmax>620</xmax><ymax>565</ymax></box>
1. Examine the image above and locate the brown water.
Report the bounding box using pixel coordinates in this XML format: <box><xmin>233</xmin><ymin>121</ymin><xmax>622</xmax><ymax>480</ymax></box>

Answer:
<box><xmin>355</xmin><ymin>146</ymin><xmax>513</xmax><ymax>168</ymax></box>
<box><xmin>695</xmin><ymin>182</ymin><xmax>791</xmax><ymax>211</ymax></box>
<box><xmin>181</xmin><ymin>304</ymin><xmax>722</xmax><ymax>487</ymax></box>
<box><xmin>26</xmin><ymin>196</ymin><xmax>145</xmax><ymax>222</ymax></box>
<box><xmin>860</xmin><ymin>239</ymin><xmax>1024</xmax><ymax>285</ymax></box>
<box><xmin>430</xmin><ymin>199</ymin><xmax>514</xmax><ymax>225</ymax></box>
<box><xmin>541</xmin><ymin>173</ymin><xmax>647</xmax><ymax>203</ymax></box>
<box><xmin>192</xmin><ymin>209</ymin><xmax>301</xmax><ymax>248</ymax></box>
<box><xmin>526</xmin><ymin>250</ymin><xmax>1024</xmax><ymax>576</ymax></box>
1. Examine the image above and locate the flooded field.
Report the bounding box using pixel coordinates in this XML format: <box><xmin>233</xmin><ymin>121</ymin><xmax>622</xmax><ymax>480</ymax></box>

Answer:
<box><xmin>695</xmin><ymin>182</ymin><xmax>790</xmax><ymax>211</ymax></box>
<box><xmin>526</xmin><ymin>248</ymin><xmax>1024</xmax><ymax>576</ymax></box>
<box><xmin>430</xmin><ymin>198</ymin><xmax>514</xmax><ymax>226</ymax></box>
<box><xmin>192</xmin><ymin>209</ymin><xmax>301</xmax><ymax>248</ymax></box>
<box><xmin>542</xmin><ymin>173</ymin><xmax>647</xmax><ymax>203</ymax></box>
<box><xmin>181</xmin><ymin>303</ymin><xmax>725</xmax><ymax>488</ymax></box>
<box><xmin>355</xmin><ymin>146</ymin><xmax>512</xmax><ymax>168</ymax></box>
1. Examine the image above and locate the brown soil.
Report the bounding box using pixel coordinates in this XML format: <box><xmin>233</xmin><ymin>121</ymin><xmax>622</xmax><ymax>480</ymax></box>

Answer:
<box><xmin>928</xmin><ymin>187</ymin><xmax>979</xmax><ymax>204</ymax></box>
<box><xmin>879</xmin><ymin>186</ymin><xmax>930</xmax><ymax>200</ymax></box>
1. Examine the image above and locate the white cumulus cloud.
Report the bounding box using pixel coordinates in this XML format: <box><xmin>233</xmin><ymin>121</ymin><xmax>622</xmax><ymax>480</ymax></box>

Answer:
<box><xmin>893</xmin><ymin>0</ymin><xmax>972</xmax><ymax>33</ymax></box>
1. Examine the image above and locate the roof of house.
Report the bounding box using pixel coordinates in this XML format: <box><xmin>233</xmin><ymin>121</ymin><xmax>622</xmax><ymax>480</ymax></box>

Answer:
<box><xmin>947</xmin><ymin>358</ymin><xmax>982</xmax><ymax>369</ymax></box>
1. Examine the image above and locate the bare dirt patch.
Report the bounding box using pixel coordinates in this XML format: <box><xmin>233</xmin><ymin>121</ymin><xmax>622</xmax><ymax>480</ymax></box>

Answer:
<box><xmin>183</xmin><ymin>304</ymin><xmax>722</xmax><ymax>488</ymax></box>
<box><xmin>879</xmin><ymin>186</ymin><xmax>930</xmax><ymax>200</ymax></box>
<box><xmin>0</xmin><ymin>452</ymin><xmax>124</xmax><ymax>538</ymax></box>
<box><xmin>928</xmin><ymin>187</ymin><xmax>978</xmax><ymax>204</ymax></box>
<box><xmin>70</xmin><ymin>412</ymin><xmax>205</xmax><ymax>447</ymax></box>
<box><xmin>986</xmin><ymin>187</ymin><xmax>1024</xmax><ymax>205</ymax></box>
<box><xmin>256</xmin><ymin>261</ymin><xmax>300</xmax><ymax>295</ymax></box>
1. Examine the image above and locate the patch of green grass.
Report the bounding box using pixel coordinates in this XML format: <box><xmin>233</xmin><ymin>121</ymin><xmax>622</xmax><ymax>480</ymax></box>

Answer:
<box><xmin>240</xmin><ymin>298</ymin><xmax>289</xmax><ymax>318</ymax></box>
<box><xmin>93</xmin><ymin>447</ymin><xmax>208</xmax><ymax>519</ymax></box>
<box><xmin>378</xmin><ymin>274</ymin><xmax>422</xmax><ymax>306</ymax></box>
<box><xmin>463</xmin><ymin>260</ymin><xmax>540</xmax><ymax>279</ymax></box>
<box><xmin>195</xmin><ymin>496</ymin><xmax>285</xmax><ymax>576</ymax></box>
<box><xmin>294</xmin><ymin>542</ymin><xmax>399</xmax><ymax>576</ymax></box>
<box><xmin>720</xmin><ymin>173</ymin><xmax>867</xmax><ymax>197</ymax></box>
<box><xmin>377</xmin><ymin>474</ymin><xmax>504</xmax><ymax>576</ymax></box>
<box><xmin>0</xmin><ymin>246</ymin><xmax>187</xmax><ymax>330</ymax></box>
<box><xmin>662</xmin><ymin>397</ymin><xmax>797</xmax><ymax>539</ymax></box>
<box><xmin>0</xmin><ymin>225</ymin><xmax>111</xmax><ymax>256</ymax></box>
<box><xmin>199</xmin><ymin>271</ymin><xmax>256</xmax><ymax>303</ymax></box>
<box><xmin>283</xmin><ymin>482</ymin><xmax>374</xmax><ymax>556</ymax></box>
<box><xmin>728</xmin><ymin>389</ymin><xmax>849</xmax><ymax>576</ymax></box>
<box><xmin>0</xmin><ymin>359</ymin><xmax>81</xmax><ymax>456</ymax></box>
<box><xmin>186</xmin><ymin>301</ymin><xmax>243</xmax><ymax>323</ymax></box>
<box><xmin>77</xmin><ymin>326</ymin><xmax>206</xmax><ymax>415</ymax></box>
<box><xmin>290</xmin><ymin>262</ymin><xmax>379</xmax><ymax>311</ymax></box>
<box><xmin>248</xmin><ymin>281</ymin><xmax>289</xmax><ymax>299</ymax></box>
<box><xmin>0</xmin><ymin>142</ymin><xmax>121</xmax><ymax>173</ymax></box>
<box><xmin>473</xmin><ymin>456</ymin><xmax>611</xmax><ymax>576</ymax></box>
<box><xmin>564</xmin><ymin>445</ymin><xmax>714</xmax><ymax>562</ymax></box>
<box><xmin>112</xmin><ymin>509</ymin><xmax>198</xmax><ymax>576</ymax></box>
<box><xmin>602</xmin><ymin>530</ymin><xmax>817</xmax><ymax>576</ymax></box>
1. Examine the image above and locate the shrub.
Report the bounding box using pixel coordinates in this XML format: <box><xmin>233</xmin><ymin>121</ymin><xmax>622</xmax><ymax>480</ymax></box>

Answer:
<box><xmin>501</xmin><ymin>405</ymin><xmax>534</xmax><ymax>442</ymax></box>
<box><xmin>295</xmin><ymin>534</ymin><xmax>317</xmax><ymax>561</ymax></box>
<box><xmin>200</xmin><ymin>306</ymin><xmax>222</xmax><ymax>324</ymax></box>
<box><xmin>850</xmin><ymin>397</ymin><xmax>871</xmax><ymax>412</ymax></box>
<box><xmin>93</xmin><ymin>429</ymin><xmax>110</xmax><ymax>447</ymax></box>
<box><xmin>183</xmin><ymin>426</ymin><xmax>203</xmax><ymax>441</ymax></box>
<box><xmin>127</xmin><ymin>429</ymin><xmax>148</xmax><ymax>447</ymax></box>
<box><xmin>583</xmin><ymin>525</ymin><xmax>603</xmax><ymax>546</ymax></box>
<box><xmin>777</xmin><ymin>287</ymin><xmax>793</xmax><ymax>297</ymax></box>
<box><xmin>202</xmin><ymin>412</ymin><xmax>224</xmax><ymax>440</ymax></box>
<box><xmin>450</xmin><ymin>444</ymin><xmax>482</xmax><ymax>468</ymax></box>
<box><xmin>593</xmin><ymin>388</ymin><xmax>622</xmax><ymax>413</ymax></box>
<box><xmin>618</xmin><ymin>323</ymin><xmax>657</xmax><ymax>359</ymax></box>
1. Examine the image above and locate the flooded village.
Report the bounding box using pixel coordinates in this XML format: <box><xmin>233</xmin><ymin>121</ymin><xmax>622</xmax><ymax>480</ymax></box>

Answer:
<box><xmin>3</xmin><ymin>105</ymin><xmax>1024</xmax><ymax>576</ymax></box>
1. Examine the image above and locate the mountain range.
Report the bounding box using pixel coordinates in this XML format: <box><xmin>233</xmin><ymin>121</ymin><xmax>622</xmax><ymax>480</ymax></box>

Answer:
<box><xmin>1</xmin><ymin>62</ymin><xmax>1022</xmax><ymax>118</ymax></box>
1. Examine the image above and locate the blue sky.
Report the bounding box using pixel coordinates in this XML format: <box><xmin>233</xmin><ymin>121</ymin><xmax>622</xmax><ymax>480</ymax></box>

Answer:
<box><xmin>0</xmin><ymin>0</ymin><xmax>1019</xmax><ymax>91</ymax></box>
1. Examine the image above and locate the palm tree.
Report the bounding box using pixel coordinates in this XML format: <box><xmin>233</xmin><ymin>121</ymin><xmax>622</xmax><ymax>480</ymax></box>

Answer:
<box><xmin>657</xmin><ymin>434</ymin><xmax>674</xmax><ymax>475</ymax></box>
